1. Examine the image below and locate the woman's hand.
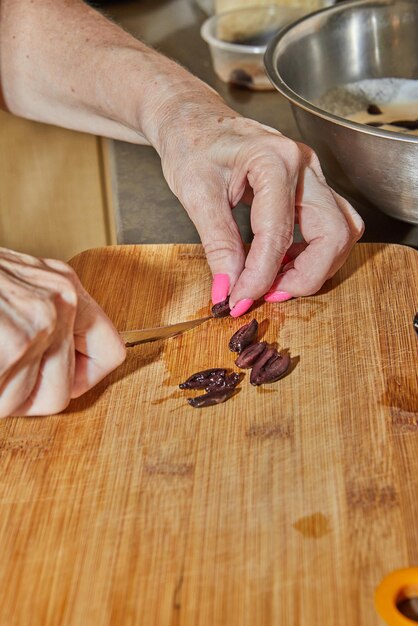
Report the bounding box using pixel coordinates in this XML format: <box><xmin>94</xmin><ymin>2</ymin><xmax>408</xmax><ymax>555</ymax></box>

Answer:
<box><xmin>0</xmin><ymin>0</ymin><xmax>363</xmax><ymax>320</ymax></box>
<box><xmin>0</xmin><ymin>249</ymin><xmax>126</xmax><ymax>418</ymax></box>
<box><xmin>158</xmin><ymin>108</ymin><xmax>364</xmax><ymax>316</ymax></box>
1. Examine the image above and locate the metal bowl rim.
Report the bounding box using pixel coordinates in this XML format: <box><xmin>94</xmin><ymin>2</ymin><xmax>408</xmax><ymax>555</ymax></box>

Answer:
<box><xmin>264</xmin><ymin>0</ymin><xmax>418</xmax><ymax>145</ymax></box>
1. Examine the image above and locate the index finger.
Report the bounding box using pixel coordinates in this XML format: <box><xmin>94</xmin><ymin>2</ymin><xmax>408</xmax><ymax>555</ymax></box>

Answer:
<box><xmin>229</xmin><ymin>152</ymin><xmax>298</xmax><ymax>312</ymax></box>
<box><xmin>265</xmin><ymin>167</ymin><xmax>364</xmax><ymax>298</ymax></box>
<box><xmin>70</xmin><ymin>282</ymin><xmax>126</xmax><ymax>398</ymax></box>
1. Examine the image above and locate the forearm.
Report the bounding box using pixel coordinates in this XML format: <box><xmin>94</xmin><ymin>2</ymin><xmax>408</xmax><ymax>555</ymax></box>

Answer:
<box><xmin>0</xmin><ymin>0</ymin><xmax>231</xmax><ymax>150</ymax></box>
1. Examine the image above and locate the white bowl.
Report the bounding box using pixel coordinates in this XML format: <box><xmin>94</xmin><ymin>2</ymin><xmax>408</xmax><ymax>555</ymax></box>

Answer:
<box><xmin>201</xmin><ymin>4</ymin><xmax>311</xmax><ymax>90</ymax></box>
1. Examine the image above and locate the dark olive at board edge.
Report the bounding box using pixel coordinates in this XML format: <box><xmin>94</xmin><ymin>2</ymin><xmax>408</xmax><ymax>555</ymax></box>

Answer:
<box><xmin>228</xmin><ymin>319</ymin><xmax>259</xmax><ymax>353</ymax></box>
<box><xmin>211</xmin><ymin>297</ymin><xmax>231</xmax><ymax>318</ymax></box>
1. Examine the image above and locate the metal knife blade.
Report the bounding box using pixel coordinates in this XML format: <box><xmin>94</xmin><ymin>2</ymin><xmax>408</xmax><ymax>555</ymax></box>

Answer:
<box><xmin>120</xmin><ymin>316</ymin><xmax>212</xmax><ymax>347</ymax></box>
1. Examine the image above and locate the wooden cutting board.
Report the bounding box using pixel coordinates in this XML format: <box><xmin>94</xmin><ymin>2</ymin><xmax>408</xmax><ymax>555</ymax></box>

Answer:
<box><xmin>0</xmin><ymin>242</ymin><xmax>416</xmax><ymax>626</ymax></box>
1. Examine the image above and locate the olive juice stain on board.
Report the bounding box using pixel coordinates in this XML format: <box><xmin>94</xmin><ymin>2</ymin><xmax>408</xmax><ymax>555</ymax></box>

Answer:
<box><xmin>144</xmin><ymin>462</ymin><xmax>194</xmax><ymax>477</ymax></box>
<box><xmin>345</xmin><ymin>483</ymin><xmax>398</xmax><ymax>512</ymax></box>
<box><xmin>0</xmin><ymin>436</ymin><xmax>54</xmax><ymax>461</ymax></box>
<box><xmin>293</xmin><ymin>513</ymin><xmax>332</xmax><ymax>539</ymax></box>
<box><xmin>268</xmin><ymin>297</ymin><xmax>328</xmax><ymax>324</ymax></box>
<box><xmin>382</xmin><ymin>376</ymin><xmax>418</xmax><ymax>431</ymax></box>
<box><xmin>245</xmin><ymin>421</ymin><xmax>293</xmax><ymax>440</ymax></box>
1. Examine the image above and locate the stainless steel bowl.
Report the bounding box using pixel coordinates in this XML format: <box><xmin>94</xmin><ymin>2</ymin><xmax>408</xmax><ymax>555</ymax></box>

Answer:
<box><xmin>265</xmin><ymin>0</ymin><xmax>418</xmax><ymax>224</ymax></box>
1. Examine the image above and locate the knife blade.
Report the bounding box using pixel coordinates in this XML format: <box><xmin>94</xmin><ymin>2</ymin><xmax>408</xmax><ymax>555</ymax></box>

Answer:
<box><xmin>120</xmin><ymin>316</ymin><xmax>212</xmax><ymax>347</ymax></box>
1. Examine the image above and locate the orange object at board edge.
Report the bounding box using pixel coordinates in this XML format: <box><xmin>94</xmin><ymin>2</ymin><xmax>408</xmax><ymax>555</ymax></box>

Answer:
<box><xmin>375</xmin><ymin>568</ymin><xmax>418</xmax><ymax>625</ymax></box>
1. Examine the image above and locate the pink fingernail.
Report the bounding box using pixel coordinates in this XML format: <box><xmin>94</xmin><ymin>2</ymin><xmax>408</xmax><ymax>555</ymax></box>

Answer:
<box><xmin>264</xmin><ymin>291</ymin><xmax>293</xmax><ymax>303</ymax></box>
<box><xmin>211</xmin><ymin>274</ymin><xmax>229</xmax><ymax>304</ymax></box>
<box><xmin>230</xmin><ymin>298</ymin><xmax>254</xmax><ymax>318</ymax></box>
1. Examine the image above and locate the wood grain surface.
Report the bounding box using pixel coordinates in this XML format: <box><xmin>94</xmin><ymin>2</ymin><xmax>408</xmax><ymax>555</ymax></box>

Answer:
<box><xmin>0</xmin><ymin>242</ymin><xmax>417</xmax><ymax>626</ymax></box>
<box><xmin>0</xmin><ymin>110</ymin><xmax>116</xmax><ymax>261</ymax></box>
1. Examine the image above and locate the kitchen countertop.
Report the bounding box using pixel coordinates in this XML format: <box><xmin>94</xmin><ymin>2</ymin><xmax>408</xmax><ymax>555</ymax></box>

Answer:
<box><xmin>104</xmin><ymin>0</ymin><xmax>418</xmax><ymax>248</ymax></box>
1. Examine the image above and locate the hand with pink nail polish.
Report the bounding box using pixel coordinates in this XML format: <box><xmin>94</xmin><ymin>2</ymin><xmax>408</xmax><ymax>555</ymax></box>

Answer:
<box><xmin>0</xmin><ymin>0</ymin><xmax>366</xmax><ymax>353</ymax></box>
<box><xmin>157</xmin><ymin>100</ymin><xmax>364</xmax><ymax>315</ymax></box>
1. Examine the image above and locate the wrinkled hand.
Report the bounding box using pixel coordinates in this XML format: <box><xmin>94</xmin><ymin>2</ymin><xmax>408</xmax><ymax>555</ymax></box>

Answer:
<box><xmin>0</xmin><ymin>249</ymin><xmax>126</xmax><ymax>418</ymax></box>
<box><xmin>158</xmin><ymin>101</ymin><xmax>364</xmax><ymax>316</ymax></box>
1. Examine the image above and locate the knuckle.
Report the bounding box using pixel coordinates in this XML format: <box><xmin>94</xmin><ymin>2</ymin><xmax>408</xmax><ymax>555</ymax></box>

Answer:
<box><xmin>41</xmin><ymin>259</ymin><xmax>80</xmax><ymax>303</ymax></box>
<box><xmin>251</xmin><ymin>151</ymin><xmax>300</xmax><ymax>185</ymax></box>
<box><xmin>298</xmin><ymin>142</ymin><xmax>319</xmax><ymax>165</ymax></box>
<box><xmin>112</xmin><ymin>339</ymin><xmax>127</xmax><ymax>367</ymax></box>
<box><xmin>116</xmin><ymin>346</ymin><xmax>127</xmax><ymax>368</ymax></box>
<box><xmin>307</xmin><ymin>148</ymin><xmax>323</xmax><ymax>171</ymax></box>
<box><xmin>42</xmin><ymin>257</ymin><xmax>73</xmax><ymax>275</ymax></box>
<box><xmin>176</xmin><ymin>171</ymin><xmax>219</xmax><ymax>212</ymax></box>
<box><xmin>59</xmin><ymin>277</ymin><xmax>78</xmax><ymax>308</ymax></box>
<box><xmin>202</xmin><ymin>237</ymin><xmax>236</xmax><ymax>258</ymax></box>
<box><xmin>292</xmin><ymin>267</ymin><xmax>324</xmax><ymax>297</ymax></box>
<box><xmin>201</xmin><ymin>236</ymin><xmax>245</xmax><ymax>267</ymax></box>
<box><xmin>32</xmin><ymin>298</ymin><xmax>57</xmax><ymax>335</ymax></box>
<box><xmin>354</xmin><ymin>216</ymin><xmax>365</xmax><ymax>239</ymax></box>
<box><xmin>298</xmin><ymin>281</ymin><xmax>323</xmax><ymax>297</ymax></box>
<box><xmin>245</xmin><ymin>138</ymin><xmax>302</xmax><ymax>184</ymax></box>
<box><xmin>0</xmin><ymin>328</ymin><xmax>34</xmax><ymax>376</ymax></box>
<box><xmin>42</xmin><ymin>394</ymin><xmax>72</xmax><ymax>416</ymax></box>
<box><xmin>280</xmin><ymin>138</ymin><xmax>301</xmax><ymax>169</ymax></box>
<box><xmin>333</xmin><ymin>223</ymin><xmax>359</xmax><ymax>254</ymax></box>
<box><xmin>97</xmin><ymin>330</ymin><xmax>126</xmax><ymax>373</ymax></box>
<box><xmin>271</xmin><ymin>228</ymin><xmax>294</xmax><ymax>252</ymax></box>
<box><xmin>255</xmin><ymin>229</ymin><xmax>293</xmax><ymax>258</ymax></box>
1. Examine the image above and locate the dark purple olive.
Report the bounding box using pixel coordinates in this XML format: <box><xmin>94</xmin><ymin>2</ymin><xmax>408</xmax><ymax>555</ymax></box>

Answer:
<box><xmin>203</xmin><ymin>370</ymin><xmax>228</xmax><ymax>390</ymax></box>
<box><xmin>211</xmin><ymin>297</ymin><xmax>230</xmax><ymax>318</ymax></box>
<box><xmin>225</xmin><ymin>372</ymin><xmax>241</xmax><ymax>387</ymax></box>
<box><xmin>250</xmin><ymin>348</ymin><xmax>291</xmax><ymax>386</ymax></box>
<box><xmin>229</xmin><ymin>319</ymin><xmax>258</xmax><ymax>353</ymax></box>
<box><xmin>249</xmin><ymin>347</ymin><xmax>276</xmax><ymax>385</ymax></box>
<box><xmin>187</xmin><ymin>387</ymin><xmax>236</xmax><ymax>408</ymax></box>
<box><xmin>205</xmin><ymin>371</ymin><xmax>241</xmax><ymax>392</ymax></box>
<box><xmin>224</xmin><ymin>372</ymin><xmax>241</xmax><ymax>388</ymax></box>
<box><xmin>235</xmin><ymin>341</ymin><xmax>267</xmax><ymax>369</ymax></box>
<box><xmin>367</xmin><ymin>103</ymin><xmax>382</xmax><ymax>115</ymax></box>
<box><xmin>179</xmin><ymin>368</ymin><xmax>227</xmax><ymax>390</ymax></box>
<box><xmin>414</xmin><ymin>312</ymin><xmax>418</xmax><ymax>335</ymax></box>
